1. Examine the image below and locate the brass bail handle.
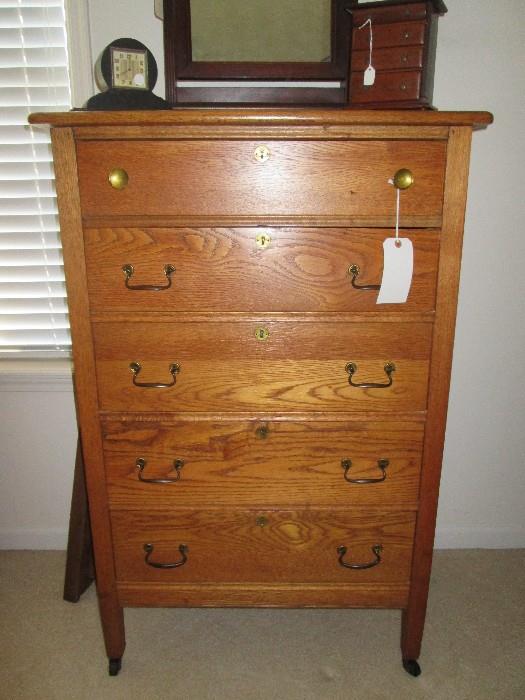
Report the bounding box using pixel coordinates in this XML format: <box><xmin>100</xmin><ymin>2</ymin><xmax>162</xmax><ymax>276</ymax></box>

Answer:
<box><xmin>393</xmin><ymin>168</ymin><xmax>414</xmax><ymax>190</ymax></box>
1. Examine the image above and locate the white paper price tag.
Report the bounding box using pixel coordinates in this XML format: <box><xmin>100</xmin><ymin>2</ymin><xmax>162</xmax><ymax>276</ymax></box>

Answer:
<box><xmin>364</xmin><ymin>65</ymin><xmax>376</xmax><ymax>86</ymax></box>
<box><xmin>376</xmin><ymin>238</ymin><xmax>413</xmax><ymax>304</ymax></box>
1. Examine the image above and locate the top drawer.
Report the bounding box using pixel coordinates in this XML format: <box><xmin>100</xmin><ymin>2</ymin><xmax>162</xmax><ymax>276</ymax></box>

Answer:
<box><xmin>351</xmin><ymin>3</ymin><xmax>428</xmax><ymax>25</ymax></box>
<box><xmin>76</xmin><ymin>140</ymin><xmax>446</xmax><ymax>222</ymax></box>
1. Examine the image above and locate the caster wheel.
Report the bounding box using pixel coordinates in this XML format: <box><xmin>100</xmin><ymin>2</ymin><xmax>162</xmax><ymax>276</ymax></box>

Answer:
<box><xmin>108</xmin><ymin>658</ymin><xmax>122</xmax><ymax>676</ymax></box>
<box><xmin>403</xmin><ymin>659</ymin><xmax>421</xmax><ymax>677</ymax></box>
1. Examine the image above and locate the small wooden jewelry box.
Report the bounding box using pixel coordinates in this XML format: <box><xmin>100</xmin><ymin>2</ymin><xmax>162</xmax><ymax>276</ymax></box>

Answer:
<box><xmin>348</xmin><ymin>0</ymin><xmax>447</xmax><ymax>108</ymax></box>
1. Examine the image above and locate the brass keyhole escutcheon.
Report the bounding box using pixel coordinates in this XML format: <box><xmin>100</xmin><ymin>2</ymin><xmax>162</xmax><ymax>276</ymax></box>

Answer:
<box><xmin>255</xmin><ymin>516</ymin><xmax>269</xmax><ymax>528</ymax></box>
<box><xmin>108</xmin><ymin>168</ymin><xmax>129</xmax><ymax>190</ymax></box>
<box><xmin>256</xmin><ymin>233</ymin><xmax>272</xmax><ymax>249</ymax></box>
<box><xmin>255</xmin><ymin>424</ymin><xmax>269</xmax><ymax>439</ymax></box>
<box><xmin>393</xmin><ymin>168</ymin><xmax>414</xmax><ymax>190</ymax></box>
<box><xmin>255</xmin><ymin>327</ymin><xmax>270</xmax><ymax>341</ymax></box>
<box><xmin>254</xmin><ymin>145</ymin><xmax>270</xmax><ymax>163</ymax></box>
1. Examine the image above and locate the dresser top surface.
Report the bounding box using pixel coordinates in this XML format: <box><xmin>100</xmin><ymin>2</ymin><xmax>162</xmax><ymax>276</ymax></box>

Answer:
<box><xmin>29</xmin><ymin>108</ymin><xmax>493</xmax><ymax>131</ymax></box>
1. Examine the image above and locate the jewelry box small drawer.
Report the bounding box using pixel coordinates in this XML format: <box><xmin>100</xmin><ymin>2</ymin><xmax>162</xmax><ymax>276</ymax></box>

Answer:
<box><xmin>102</xmin><ymin>419</ymin><xmax>424</xmax><ymax>509</ymax></box>
<box><xmin>352</xmin><ymin>21</ymin><xmax>426</xmax><ymax>51</ymax></box>
<box><xmin>350</xmin><ymin>71</ymin><xmax>422</xmax><ymax>104</ymax></box>
<box><xmin>93</xmin><ymin>320</ymin><xmax>432</xmax><ymax>413</ymax></box>
<box><xmin>351</xmin><ymin>46</ymin><xmax>424</xmax><ymax>72</ymax></box>
<box><xmin>76</xmin><ymin>140</ymin><xmax>446</xmax><ymax>223</ymax></box>
<box><xmin>84</xmin><ymin>227</ymin><xmax>439</xmax><ymax>313</ymax></box>
<box><xmin>351</xmin><ymin>3</ymin><xmax>428</xmax><ymax>26</ymax></box>
<box><xmin>111</xmin><ymin>509</ymin><xmax>416</xmax><ymax>585</ymax></box>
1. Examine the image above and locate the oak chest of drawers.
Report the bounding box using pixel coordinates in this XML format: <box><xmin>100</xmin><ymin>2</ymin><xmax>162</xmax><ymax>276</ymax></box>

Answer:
<box><xmin>30</xmin><ymin>108</ymin><xmax>491</xmax><ymax>677</ymax></box>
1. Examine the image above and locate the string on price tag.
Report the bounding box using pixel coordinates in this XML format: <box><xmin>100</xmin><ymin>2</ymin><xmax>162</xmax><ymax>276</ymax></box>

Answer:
<box><xmin>376</xmin><ymin>181</ymin><xmax>414</xmax><ymax>304</ymax></box>
<box><xmin>357</xmin><ymin>18</ymin><xmax>376</xmax><ymax>86</ymax></box>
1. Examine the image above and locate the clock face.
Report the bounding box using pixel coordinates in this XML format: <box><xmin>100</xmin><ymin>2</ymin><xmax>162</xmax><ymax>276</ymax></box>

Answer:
<box><xmin>110</xmin><ymin>47</ymin><xmax>149</xmax><ymax>89</ymax></box>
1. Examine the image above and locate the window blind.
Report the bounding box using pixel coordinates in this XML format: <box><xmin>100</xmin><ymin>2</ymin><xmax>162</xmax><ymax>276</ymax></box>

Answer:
<box><xmin>0</xmin><ymin>0</ymin><xmax>71</xmax><ymax>356</ymax></box>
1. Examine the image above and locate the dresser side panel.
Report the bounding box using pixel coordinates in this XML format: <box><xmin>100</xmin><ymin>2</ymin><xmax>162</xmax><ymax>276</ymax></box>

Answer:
<box><xmin>50</xmin><ymin>128</ymin><xmax>125</xmax><ymax>659</ymax></box>
<box><xmin>402</xmin><ymin>125</ymin><xmax>474</xmax><ymax>660</ymax></box>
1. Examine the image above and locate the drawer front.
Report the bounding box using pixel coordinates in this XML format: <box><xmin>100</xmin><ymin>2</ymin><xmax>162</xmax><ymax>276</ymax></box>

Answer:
<box><xmin>85</xmin><ymin>227</ymin><xmax>439</xmax><ymax>313</ymax></box>
<box><xmin>352</xmin><ymin>21</ymin><xmax>426</xmax><ymax>51</ymax></box>
<box><xmin>93</xmin><ymin>320</ymin><xmax>431</xmax><ymax>413</ymax></box>
<box><xmin>76</xmin><ymin>140</ymin><xmax>446</xmax><ymax>221</ymax></box>
<box><xmin>112</xmin><ymin>509</ymin><xmax>416</xmax><ymax>584</ymax></box>
<box><xmin>351</xmin><ymin>4</ymin><xmax>428</xmax><ymax>25</ymax></box>
<box><xmin>103</xmin><ymin>419</ymin><xmax>424</xmax><ymax>508</ymax></box>
<box><xmin>351</xmin><ymin>71</ymin><xmax>422</xmax><ymax>104</ymax></box>
<box><xmin>351</xmin><ymin>46</ymin><xmax>424</xmax><ymax>72</ymax></box>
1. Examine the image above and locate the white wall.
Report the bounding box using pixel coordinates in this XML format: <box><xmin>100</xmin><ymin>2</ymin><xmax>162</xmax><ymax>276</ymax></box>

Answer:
<box><xmin>431</xmin><ymin>0</ymin><xmax>525</xmax><ymax>546</ymax></box>
<box><xmin>0</xmin><ymin>366</ymin><xmax>77</xmax><ymax>549</ymax></box>
<box><xmin>1</xmin><ymin>0</ymin><xmax>523</xmax><ymax>549</ymax></box>
<box><xmin>88</xmin><ymin>0</ymin><xmax>165</xmax><ymax>99</ymax></box>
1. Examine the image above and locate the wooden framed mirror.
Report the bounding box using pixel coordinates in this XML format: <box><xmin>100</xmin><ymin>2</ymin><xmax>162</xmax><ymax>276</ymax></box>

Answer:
<box><xmin>163</xmin><ymin>0</ymin><xmax>354</xmax><ymax>104</ymax></box>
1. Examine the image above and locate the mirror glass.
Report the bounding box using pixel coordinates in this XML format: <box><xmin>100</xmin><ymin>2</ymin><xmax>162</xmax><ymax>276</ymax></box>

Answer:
<box><xmin>190</xmin><ymin>0</ymin><xmax>332</xmax><ymax>63</ymax></box>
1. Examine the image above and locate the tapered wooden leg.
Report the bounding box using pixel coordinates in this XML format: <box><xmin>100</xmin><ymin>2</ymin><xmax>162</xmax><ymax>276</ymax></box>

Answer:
<box><xmin>401</xmin><ymin>602</ymin><xmax>426</xmax><ymax>660</ymax></box>
<box><xmin>399</xmin><ymin>544</ymin><xmax>434</xmax><ymax>678</ymax></box>
<box><xmin>98</xmin><ymin>593</ymin><xmax>126</xmax><ymax>674</ymax></box>
<box><xmin>63</xmin><ymin>437</ymin><xmax>95</xmax><ymax>602</ymax></box>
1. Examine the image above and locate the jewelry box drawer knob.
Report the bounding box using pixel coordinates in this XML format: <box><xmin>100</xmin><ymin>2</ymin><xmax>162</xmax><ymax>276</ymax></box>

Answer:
<box><xmin>108</xmin><ymin>167</ymin><xmax>129</xmax><ymax>190</ymax></box>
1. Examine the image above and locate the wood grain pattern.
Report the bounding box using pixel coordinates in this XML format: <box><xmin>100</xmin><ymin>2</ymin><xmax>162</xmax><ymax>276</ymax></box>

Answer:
<box><xmin>83</xmin><ymin>213</ymin><xmax>444</xmax><ymax>230</ymax></box>
<box><xmin>402</xmin><ymin>126</ymin><xmax>474</xmax><ymax>662</ymax></box>
<box><xmin>71</xmin><ymin>125</ymin><xmax>450</xmax><ymax>143</ymax></box>
<box><xmin>76</xmin><ymin>140</ymin><xmax>447</xmax><ymax>220</ymax></box>
<box><xmin>92</xmin><ymin>320</ymin><xmax>431</xmax><ymax>413</ymax></box>
<box><xmin>39</xmin><ymin>109</ymin><xmax>490</xmax><ymax>673</ymax></box>
<box><xmin>102</xmin><ymin>420</ymin><xmax>423</xmax><ymax>508</ymax></box>
<box><xmin>84</xmin><ymin>227</ymin><xmax>439</xmax><ymax>313</ymax></box>
<box><xmin>50</xmin><ymin>128</ymin><xmax>125</xmax><ymax>660</ymax></box>
<box><xmin>111</xmin><ymin>509</ymin><xmax>416</xmax><ymax>584</ymax></box>
<box><xmin>117</xmin><ymin>582</ymin><xmax>409</xmax><ymax>609</ymax></box>
<box><xmin>92</xmin><ymin>320</ymin><xmax>433</xmax><ymax>360</ymax></box>
<box><xmin>96</xmin><ymin>359</ymin><xmax>429</xmax><ymax>413</ymax></box>
<box><xmin>29</xmin><ymin>109</ymin><xmax>493</xmax><ymax>130</ymax></box>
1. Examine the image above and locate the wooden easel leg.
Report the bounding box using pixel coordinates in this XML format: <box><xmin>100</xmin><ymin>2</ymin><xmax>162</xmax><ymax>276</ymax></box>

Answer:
<box><xmin>63</xmin><ymin>436</ymin><xmax>95</xmax><ymax>602</ymax></box>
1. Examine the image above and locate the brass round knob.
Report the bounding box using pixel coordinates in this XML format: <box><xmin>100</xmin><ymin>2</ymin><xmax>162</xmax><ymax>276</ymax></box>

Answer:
<box><xmin>393</xmin><ymin>168</ymin><xmax>414</xmax><ymax>190</ymax></box>
<box><xmin>108</xmin><ymin>168</ymin><xmax>129</xmax><ymax>190</ymax></box>
<box><xmin>255</xmin><ymin>516</ymin><xmax>269</xmax><ymax>528</ymax></box>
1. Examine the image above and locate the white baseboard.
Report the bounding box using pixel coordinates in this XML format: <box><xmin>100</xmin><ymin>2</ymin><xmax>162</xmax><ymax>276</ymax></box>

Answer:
<box><xmin>434</xmin><ymin>527</ymin><xmax>525</xmax><ymax>549</ymax></box>
<box><xmin>0</xmin><ymin>529</ymin><xmax>68</xmax><ymax>550</ymax></box>
<box><xmin>1</xmin><ymin>527</ymin><xmax>524</xmax><ymax>551</ymax></box>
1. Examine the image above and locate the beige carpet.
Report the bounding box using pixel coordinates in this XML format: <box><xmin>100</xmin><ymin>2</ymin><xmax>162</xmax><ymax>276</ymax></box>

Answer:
<box><xmin>1</xmin><ymin>550</ymin><xmax>524</xmax><ymax>700</ymax></box>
